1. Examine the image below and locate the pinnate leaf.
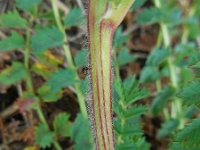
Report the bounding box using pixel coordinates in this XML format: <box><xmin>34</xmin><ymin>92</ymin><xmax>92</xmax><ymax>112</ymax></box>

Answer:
<box><xmin>75</xmin><ymin>48</ymin><xmax>88</xmax><ymax>67</ymax></box>
<box><xmin>35</xmin><ymin>123</ymin><xmax>54</xmax><ymax>148</ymax></box>
<box><xmin>38</xmin><ymin>69</ymin><xmax>77</xmax><ymax>102</ymax></box>
<box><xmin>16</xmin><ymin>0</ymin><xmax>42</xmax><ymax>12</ymax></box>
<box><xmin>151</xmin><ymin>86</ymin><xmax>175</xmax><ymax>114</ymax></box>
<box><xmin>177</xmin><ymin>80</ymin><xmax>200</xmax><ymax>105</ymax></box>
<box><xmin>158</xmin><ymin>119</ymin><xmax>179</xmax><ymax>138</ymax></box>
<box><xmin>146</xmin><ymin>48</ymin><xmax>170</xmax><ymax>66</ymax></box>
<box><xmin>177</xmin><ymin>117</ymin><xmax>200</xmax><ymax>146</ymax></box>
<box><xmin>136</xmin><ymin>7</ymin><xmax>165</xmax><ymax>25</ymax></box>
<box><xmin>131</xmin><ymin>0</ymin><xmax>147</xmax><ymax>11</ymax></box>
<box><xmin>31</xmin><ymin>27</ymin><xmax>64</xmax><ymax>53</ymax></box>
<box><xmin>72</xmin><ymin>114</ymin><xmax>92</xmax><ymax>150</ymax></box>
<box><xmin>0</xmin><ymin>32</ymin><xmax>25</xmax><ymax>51</ymax></box>
<box><xmin>0</xmin><ymin>62</ymin><xmax>28</xmax><ymax>86</ymax></box>
<box><xmin>113</xmin><ymin>27</ymin><xmax>128</xmax><ymax>48</ymax></box>
<box><xmin>117</xmin><ymin>47</ymin><xmax>136</xmax><ymax>66</ymax></box>
<box><xmin>53</xmin><ymin>113</ymin><xmax>71</xmax><ymax>137</ymax></box>
<box><xmin>64</xmin><ymin>7</ymin><xmax>85</xmax><ymax>27</ymax></box>
<box><xmin>0</xmin><ymin>10</ymin><xmax>27</xmax><ymax>28</ymax></box>
<box><xmin>140</xmin><ymin>66</ymin><xmax>160</xmax><ymax>83</ymax></box>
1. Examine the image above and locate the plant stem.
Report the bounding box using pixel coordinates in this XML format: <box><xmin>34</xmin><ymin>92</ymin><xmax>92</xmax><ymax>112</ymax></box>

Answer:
<box><xmin>153</xmin><ymin>0</ymin><xmax>184</xmax><ymax>126</ymax></box>
<box><xmin>24</xmin><ymin>16</ymin><xmax>62</xmax><ymax>150</ymax></box>
<box><xmin>50</xmin><ymin>0</ymin><xmax>88</xmax><ymax>118</ymax></box>
<box><xmin>181</xmin><ymin>4</ymin><xmax>196</xmax><ymax>44</ymax></box>
<box><xmin>87</xmin><ymin>0</ymin><xmax>135</xmax><ymax>149</ymax></box>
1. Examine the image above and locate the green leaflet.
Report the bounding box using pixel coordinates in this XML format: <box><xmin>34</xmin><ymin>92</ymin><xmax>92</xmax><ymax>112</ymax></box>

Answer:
<box><xmin>64</xmin><ymin>7</ymin><xmax>85</xmax><ymax>27</ymax></box>
<box><xmin>158</xmin><ymin>119</ymin><xmax>179</xmax><ymax>138</ymax></box>
<box><xmin>136</xmin><ymin>7</ymin><xmax>165</xmax><ymax>25</ymax></box>
<box><xmin>0</xmin><ymin>62</ymin><xmax>28</xmax><ymax>86</ymax></box>
<box><xmin>136</xmin><ymin>6</ymin><xmax>183</xmax><ymax>26</ymax></box>
<box><xmin>189</xmin><ymin>51</ymin><xmax>200</xmax><ymax>67</ymax></box>
<box><xmin>53</xmin><ymin>113</ymin><xmax>71</xmax><ymax>137</ymax></box>
<box><xmin>131</xmin><ymin>0</ymin><xmax>147</xmax><ymax>11</ymax></box>
<box><xmin>121</xmin><ymin>76</ymin><xmax>149</xmax><ymax>106</ymax></box>
<box><xmin>74</xmin><ymin>48</ymin><xmax>88</xmax><ymax>67</ymax></box>
<box><xmin>177</xmin><ymin>80</ymin><xmax>200</xmax><ymax>105</ymax></box>
<box><xmin>38</xmin><ymin>69</ymin><xmax>77</xmax><ymax>102</ymax></box>
<box><xmin>72</xmin><ymin>114</ymin><xmax>93</xmax><ymax>150</ymax></box>
<box><xmin>146</xmin><ymin>48</ymin><xmax>170</xmax><ymax>66</ymax></box>
<box><xmin>117</xmin><ymin>47</ymin><xmax>137</xmax><ymax>66</ymax></box>
<box><xmin>113</xmin><ymin>76</ymin><xmax>149</xmax><ymax>149</ymax></box>
<box><xmin>140</xmin><ymin>66</ymin><xmax>160</xmax><ymax>83</ymax></box>
<box><xmin>176</xmin><ymin>117</ymin><xmax>200</xmax><ymax>146</ymax></box>
<box><xmin>114</xmin><ymin>117</ymin><xmax>142</xmax><ymax>136</ymax></box>
<box><xmin>151</xmin><ymin>86</ymin><xmax>176</xmax><ymax>115</ymax></box>
<box><xmin>16</xmin><ymin>0</ymin><xmax>42</xmax><ymax>12</ymax></box>
<box><xmin>35</xmin><ymin>123</ymin><xmax>55</xmax><ymax>148</ymax></box>
<box><xmin>0</xmin><ymin>10</ymin><xmax>27</xmax><ymax>28</ymax></box>
<box><xmin>31</xmin><ymin>26</ymin><xmax>64</xmax><ymax>53</ymax></box>
<box><xmin>0</xmin><ymin>32</ymin><xmax>25</xmax><ymax>51</ymax></box>
<box><xmin>113</xmin><ymin>27</ymin><xmax>128</xmax><ymax>48</ymax></box>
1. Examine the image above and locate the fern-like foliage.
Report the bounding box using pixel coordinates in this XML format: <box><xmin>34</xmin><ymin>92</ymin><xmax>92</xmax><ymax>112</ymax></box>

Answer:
<box><xmin>170</xmin><ymin>118</ymin><xmax>200</xmax><ymax>148</ymax></box>
<box><xmin>113</xmin><ymin>76</ymin><xmax>150</xmax><ymax>150</ymax></box>
<box><xmin>169</xmin><ymin>48</ymin><xmax>200</xmax><ymax>149</ymax></box>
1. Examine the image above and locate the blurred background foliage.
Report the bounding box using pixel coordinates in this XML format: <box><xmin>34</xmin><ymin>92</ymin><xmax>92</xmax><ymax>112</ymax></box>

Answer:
<box><xmin>0</xmin><ymin>0</ymin><xmax>200</xmax><ymax>149</ymax></box>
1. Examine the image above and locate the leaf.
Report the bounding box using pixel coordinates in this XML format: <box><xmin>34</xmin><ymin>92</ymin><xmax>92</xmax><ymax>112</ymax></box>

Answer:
<box><xmin>53</xmin><ymin>113</ymin><xmax>71</xmax><ymax>137</ymax></box>
<box><xmin>140</xmin><ymin>66</ymin><xmax>160</xmax><ymax>83</ymax></box>
<box><xmin>188</xmin><ymin>51</ymin><xmax>200</xmax><ymax>67</ymax></box>
<box><xmin>38</xmin><ymin>69</ymin><xmax>77</xmax><ymax>102</ymax></box>
<box><xmin>45</xmin><ymin>69</ymin><xmax>77</xmax><ymax>92</ymax></box>
<box><xmin>184</xmin><ymin>105</ymin><xmax>199</xmax><ymax>119</ymax></box>
<box><xmin>177</xmin><ymin>80</ymin><xmax>200</xmax><ymax>105</ymax></box>
<box><xmin>122</xmin><ymin>76</ymin><xmax>149</xmax><ymax>106</ymax></box>
<box><xmin>64</xmin><ymin>7</ymin><xmax>85</xmax><ymax>27</ymax></box>
<box><xmin>113</xmin><ymin>27</ymin><xmax>128</xmax><ymax>48</ymax></box>
<box><xmin>0</xmin><ymin>10</ymin><xmax>27</xmax><ymax>28</ymax></box>
<box><xmin>123</xmin><ymin>75</ymin><xmax>137</xmax><ymax>94</ymax></box>
<box><xmin>125</xmin><ymin>88</ymin><xmax>149</xmax><ymax>106</ymax></box>
<box><xmin>174</xmin><ymin>43</ymin><xmax>196</xmax><ymax>67</ymax></box>
<box><xmin>0</xmin><ymin>62</ymin><xmax>28</xmax><ymax>86</ymax></box>
<box><xmin>16</xmin><ymin>0</ymin><xmax>42</xmax><ymax>12</ymax></box>
<box><xmin>35</xmin><ymin>123</ymin><xmax>54</xmax><ymax>148</ymax></box>
<box><xmin>72</xmin><ymin>114</ymin><xmax>93</xmax><ymax>150</ymax></box>
<box><xmin>116</xmin><ymin>142</ymin><xmax>137</xmax><ymax>150</ymax></box>
<box><xmin>116</xmin><ymin>138</ymin><xmax>149</xmax><ymax>150</ymax></box>
<box><xmin>74</xmin><ymin>48</ymin><xmax>88</xmax><ymax>67</ymax></box>
<box><xmin>117</xmin><ymin>47</ymin><xmax>136</xmax><ymax>66</ymax></box>
<box><xmin>31</xmin><ymin>26</ymin><xmax>64</xmax><ymax>53</ymax></box>
<box><xmin>114</xmin><ymin>117</ymin><xmax>142</xmax><ymax>136</ymax></box>
<box><xmin>80</xmin><ymin>76</ymin><xmax>90</xmax><ymax>95</ymax></box>
<box><xmin>123</xmin><ymin>105</ymin><xmax>147</xmax><ymax>118</ymax></box>
<box><xmin>146</xmin><ymin>48</ymin><xmax>170</xmax><ymax>66</ymax></box>
<box><xmin>131</xmin><ymin>0</ymin><xmax>147</xmax><ymax>11</ymax></box>
<box><xmin>177</xmin><ymin>117</ymin><xmax>200</xmax><ymax>146</ymax></box>
<box><xmin>136</xmin><ymin>7</ymin><xmax>165</xmax><ymax>25</ymax></box>
<box><xmin>0</xmin><ymin>32</ymin><xmax>25</xmax><ymax>51</ymax></box>
<box><xmin>151</xmin><ymin>86</ymin><xmax>175</xmax><ymax>114</ymax></box>
<box><xmin>158</xmin><ymin>119</ymin><xmax>179</xmax><ymax>138</ymax></box>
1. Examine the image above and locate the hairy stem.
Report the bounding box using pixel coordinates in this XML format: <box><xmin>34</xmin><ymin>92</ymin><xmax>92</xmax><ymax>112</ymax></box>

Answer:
<box><xmin>87</xmin><ymin>0</ymin><xmax>135</xmax><ymax>149</ymax></box>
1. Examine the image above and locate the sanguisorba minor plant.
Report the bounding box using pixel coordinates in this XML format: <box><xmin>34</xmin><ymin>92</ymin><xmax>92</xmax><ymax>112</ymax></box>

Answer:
<box><xmin>87</xmin><ymin>0</ymin><xmax>135</xmax><ymax>149</ymax></box>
